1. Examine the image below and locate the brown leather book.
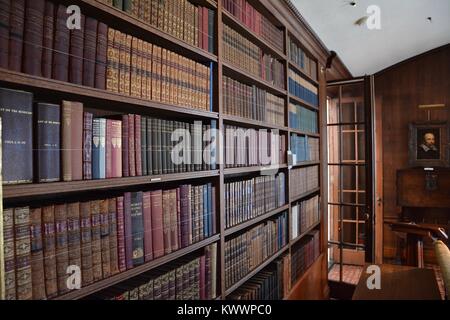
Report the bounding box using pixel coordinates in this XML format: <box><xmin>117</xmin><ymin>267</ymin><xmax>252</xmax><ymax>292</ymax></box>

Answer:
<box><xmin>160</xmin><ymin>48</ymin><xmax>167</xmax><ymax>103</ymax></box>
<box><xmin>23</xmin><ymin>0</ymin><xmax>45</xmax><ymax>76</ymax></box>
<box><xmin>14</xmin><ymin>207</ymin><xmax>32</xmax><ymax>300</ymax></box>
<box><xmin>9</xmin><ymin>0</ymin><xmax>25</xmax><ymax>72</ymax></box>
<box><xmin>106</xmin><ymin>28</ymin><xmax>119</xmax><ymax>92</ymax></box>
<box><xmin>151</xmin><ymin>190</ymin><xmax>164</xmax><ymax>259</ymax></box>
<box><xmin>90</xmin><ymin>200</ymin><xmax>103</xmax><ymax>281</ymax></box>
<box><xmin>69</xmin><ymin>14</ymin><xmax>85</xmax><ymax>85</ymax></box>
<box><xmin>80</xmin><ymin>201</ymin><xmax>93</xmax><ymax>286</ymax></box>
<box><xmin>67</xmin><ymin>202</ymin><xmax>82</xmax><ymax>283</ymax></box>
<box><xmin>151</xmin><ymin>45</ymin><xmax>161</xmax><ymax>101</ymax></box>
<box><xmin>141</xmin><ymin>41</ymin><xmax>148</xmax><ymax>99</ymax></box>
<box><xmin>54</xmin><ymin>204</ymin><xmax>69</xmax><ymax>294</ymax></box>
<box><xmin>62</xmin><ymin>101</ymin><xmax>83</xmax><ymax>181</ymax></box>
<box><xmin>29</xmin><ymin>208</ymin><xmax>46</xmax><ymax>300</ymax></box>
<box><xmin>52</xmin><ymin>4</ymin><xmax>70</xmax><ymax>81</ymax></box>
<box><xmin>162</xmin><ymin>190</ymin><xmax>172</xmax><ymax>255</ymax></box>
<box><xmin>116</xmin><ymin>196</ymin><xmax>126</xmax><ymax>272</ymax></box>
<box><xmin>169</xmin><ymin>189</ymin><xmax>179</xmax><ymax>252</ymax></box>
<box><xmin>100</xmin><ymin>199</ymin><xmax>111</xmax><ymax>278</ymax></box>
<box><xmin>143</xmin><ymin>191</ymin><xmax>153</xmax><ymax>262</ymax></box>
<box><xmin>95</xmin><ymin>22</ymin><xmax>108</xmax><ymax>90</ymax></box>
<box><xmin>124</xmin><ymin>34</ymin><xmax>132</xmax><ymax>95</ymax></box>
<box><xmin>108</xmin><ymin>198</ymin><xmax>119</xmax><ymax>275</ymax></box>
<box><xmin>130</xmin><ymin>37</ymin><xmax>139</xmax><ymax>97</ymax></box>
<box><xmin>146</xmin><ymin>43</ymin><xmax>153</xmax><ymax>100</ymax></box>
<box><xmin>42</xmin><ymin>205</ymin><xmax>58</xmax><ymax>298</ymax></box>
<box><xmin>0</xmin><ymin>0</ymin><xmax>10</xmax><ymax>68</ymax></box>
<box><xmin>83</xmin><ymin>16</ymin><xmax>98</xmax><ymax>87</ymax></box>
<box><xmin>41</xmin><ymin>1</ymin><xmax>54</xmax><ymax>78</ymax></box>
<box><xmin>118</xmin><ymin>30</ymin><xmax>126</xmax><ymax>94</ymax></box>
<box><xmin>136</xmin><ymin>39</ymin><xmax>143</xmax><ymax>97</ymax></box>
<box><xmin>3</xmin><ymin>208</ymin><xmax>16</xmax><ymax>300</ymax></box>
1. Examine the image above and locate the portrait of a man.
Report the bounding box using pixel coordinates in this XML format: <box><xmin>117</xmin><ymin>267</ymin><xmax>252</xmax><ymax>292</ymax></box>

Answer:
<box><xmin>409</xmin><ymin>122</ymin><xmax>449</xmax><ymax>167</ymax></box>
<box><xmin>417</xmin><ymin>130</ymin><xmax>439</xmax><ymax>160</ymax></box>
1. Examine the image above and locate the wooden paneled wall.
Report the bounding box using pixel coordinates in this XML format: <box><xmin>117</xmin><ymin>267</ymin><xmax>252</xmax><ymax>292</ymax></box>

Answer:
<box><xmin>375</xmin><ymin>44</ymin><xmax>450</xmax><ymax>261</ymax></box>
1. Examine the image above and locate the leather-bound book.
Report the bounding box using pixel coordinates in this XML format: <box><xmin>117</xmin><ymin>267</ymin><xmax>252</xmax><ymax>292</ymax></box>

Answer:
<box><xmin>141</xmin><ymin>41</ymin><xmax>148</xmax><ymax>99</ymax></box>
<box><xmin>150</xmin><ymin>190</ymin><xmax>164</xmax><ymax>258</ymax></box>
<box><xmin>130</xmin><ymin>37</ymin><xmax>139</xmax><ymax>97</ymax></box>
<box><xmin>179</xmin><ymin>185</ymin><xmax>189</xmax><ymax>248</ymax></box>
<box><xmin>69</xmin><ymin>14</ymin><xmax>85</xmax><ymax>84</ymax></box>
<box><xmin>62</xmin><ymin>101</ymin><xmax>83</xmax><ymax>181</ymax></box>
<box><xmin>141</xmin><ymin>116</ymin><xmax>147</xmax><ymax>176</ymax></box>
<box><xmin>92</xmin><ymin>118</ymin><xmax>106</xmax><ymax>179</ymax></box>
<box><xmin>42</xmin><ymin>205</ymin><xmax>57</xmax><ymax>298</ymax></box>
<box><xmin>123</xmin><ymin>192</ymin><xmax>133</xmax><ymax>269</ymax></box>
<box><xmin>128</xmin><ymin>114</ymin><xmax>136</xmax><ymax>176</ymax></box>
<box><xmin>208</xmin><ymin>9</ymin><xmax>214</xmax><ymax>53</ymax></box>
<box><xmin>136</xmin><ymin>39</ymin><xmax>143</xmax><ymax>97</ymax></box>
<box><xmin>54</xmin><ymin>204</ymin><xmax>69</xmax><ymax>294</ymax></box>
<box><xmin>130</xmin><ymin>192</ymin><xmax>144</xmax><ymax>266</ymax></box>
<box><xmin>0</xmin><ymin>0</ymin><xmax>10</xmax><ymax>68</ymax></box>
<box><xmin>142</xmin><ymin>192</ymin><xmax>153</xmax><ymax>262</ymax></box>
<box><xmin>83</xmin><ymin>112</ymin><xmax>93</xmax><ymax>180</ymax></box>
<box><xmin>83</xmin><ymin>17</ymin><xmax>98</xmax><ymax>87</ymax></box>
<box><xmin>146</xmin><ymin>117</ymin><xmax>153</xmax><ymax>175</ymax></box>
<box><xmin>95</xmin><ymin>22</ymin><xmax>108</xmax><ymax>90</ymax></box>
<box><xmin>162</xmin><ymin>190</ymin><xmax>172</xmax><ymax>255</ymax></box>
<box><xmin>113</xmin><ymin>0</ymin><xmax>123</xmax><ymax>10</ymax></box>
<box><xmin>90</xmin><ymin>200</ymin><xmax>103</xmax><ymax>281</ymax></box>
<box><xmin>52</xmin><ymin>4</ymin><xmax>70</xmax><ymax>81</ymax></box>
<box><xmin>100</xmin><ymin>199</ymin><xmax>111</xmax><ymax>278</ymax></box>
<box><xmin>106</xmin><ymin>119</ymin><xmax>122</xmax><ymax>178</ymax></box>
<box><xmin>124</xmin><ymin>35</ymin><xmax>132</xmax><ymax>94</ymax></box>
<box><xmin>29</xmin><ymin>208</ymin><xmax>46</xmax><ymax>300</ymax></box>
<box><xmin>0</xmin><ymin>87</ymin><xmax>33</xmax><ymax>185</ymax></box>
<box><xmin>134</xmin><ymin>114</ymin><xmax>142</xmax><ymax>176</ymax></box>
<box><xmin>3</xmin><ymin>208</ymin><xmax>16</xmax><ymax>300</ymax></box>
<box><xmin>106</xmin><ymin>28</ymin><xmax>119</xmax><ymax>92</ymax></box>
<box><xmin>79</xmin><ymin>201</ymin><xmax>93</xmax><ymax>286</ymax></box>
<box><xmin>121</xmin><ymin>114</ymin><xmax>129</xmax><ymax>177</ymax></box>
<box><xmin>23</xmin><ymin>0</ymin><xmax>45</xmax><ymax>76</ymax></box>
<box><xmin>41</xmin><ymin>1</ymin><xmax>54</xmax><ymax>78</ymax></box>
<box><xmin>169</xmin><ymin>189</ymin><xmax>178</xmax><ymax>252</ymax></box>
<box><xmin>35</xmin><ymin>102</ymin><xmax>60</xmax><ymax>183</ymax></box>
<box><xmin>67</xmin><ymin>203</ymin><xmax>82</xmax><ymax>279</ymax></box>
<box><xmin>14</xmin><ymin>207</ymin><xmax>32</xmax><ymax>300</ymax></box>
<box><xmin>9</xmin><ymin>0</ymin><xmax>25</xmax><ymax>72</ymax></box>
<box><xmin>108</xmin><ymin>198</ymin><xmax>119</xmax><ymax>275</ymax></box>
<box><xmin>117</xmin><ymin>30</ymin><xmax>126</xmax><ymax>94</ymax></box>
<box><xmin>116</xmin><ymin>196</ymin><xmax>126</xmax><ymax>272</ymax></box>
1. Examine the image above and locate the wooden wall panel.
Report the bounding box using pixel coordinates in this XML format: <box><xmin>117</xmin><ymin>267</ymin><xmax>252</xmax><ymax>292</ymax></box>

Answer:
<box><xmin>375</xmin><ymin>44</ymin><xmax>450</xmax><ymax>261</ymax></box>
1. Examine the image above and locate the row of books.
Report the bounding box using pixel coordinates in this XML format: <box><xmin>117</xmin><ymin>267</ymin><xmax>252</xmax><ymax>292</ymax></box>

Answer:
<box><xmin>224</xmin><ymin>212</ymin><xmax>288</xmax><ymax>289</ymax></box>
<box><xmin>106</xmin><ymin>27</ymin><xmax>212</xmax><ymax>111</ymax></box>
<box><xmin>224</xmin><ymin>125</ymin><xmax>286</xmax><ymax>168</ymax></box>
<box><xmin>3</xmin><ymin>184</ymin><xmax>216</xmax><ymax>300</ymax></box>
<box><xmin>290</xmin><ymin>134</ymin><xmax>320</xmax><ymax>164</ymax></box>
<box><xmin>0</xmin><ymin>88</ymin><xmax>217</xmax><ymax>184</ymax></box>
<box><xmin>223</xmin><ymin>0</ymin><xmax>283</xmax><ymax>52</ymax></box>
<box><xmin>288</xmin><ymin>37</ymin><xmax>318</xmax><ymax>81</ymax></box>
<box><xmin>291</xmin><ymin>195</ymin><xmax>320</xmax><ymax>240</ymax></box>
<box><xmin>289</xmin><ymin>103</ymin><xmax>318</xmax><ymax>133</ymax></box>
<box><xmin>291</xmin><ymin>230</ymin><xmax>320</xmax><ymax>283</ymax></box>
<box><xmin>288</xmin><ymin>68</ymin><xmax>319</xmax><ymax>107</ymax></box>
<box><xmin>222</xmin><ymin>24</ymin><xmax>285</xmax><ymax>90</ymax></box>
<box><xmin>91</xmin><ymin>244</ymin><xmax>217</xmax><ymax>300</ymax></box>
<box><xmin>225</xmin><ymin>173</ymin><xmax>286</xmax><ymax>229</ymax></box>
<box><xmin>99</xmin><ymin>0</ymin><xmax>215</xmax><ymax>53</ymax></box>
<box><xmin>0</xmin><ymin>1</ymin><xmax>212</xmax><ymax>112</ymax></box>
<box><xmin>289</xmin><ymin>165</ymin><xmax>319</xmax><ymax>200</ymax></box>
<box><xmin>223</xmin><ymin>75</ymin><xmax>285</xmax><ymax>127</ymax></box>
<box><xmin>226</xmin><ymin>255</ymin><xmax>290</xmax><ymax>300</ymax></box>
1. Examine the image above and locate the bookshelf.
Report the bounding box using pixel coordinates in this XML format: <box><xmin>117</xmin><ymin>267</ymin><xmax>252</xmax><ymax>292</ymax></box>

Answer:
<box><xmin>0</xmin><ymin>0</ymin><xmax>330</xmax><ymax>300</ymax></box>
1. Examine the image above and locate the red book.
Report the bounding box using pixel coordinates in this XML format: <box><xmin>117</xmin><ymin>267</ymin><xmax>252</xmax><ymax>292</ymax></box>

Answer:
<box><xmin>106</xmin><ymin>119</ymin><xmax>122</xmax><ymax>178</ymax></box>
<box><xmin>9</xmin><ymin>0</ymin><xmax>25</xmax><ymax>72</ymax></box>
<box><xmin>121</xmin><ymin>115</ymin><xmax>129</xmax><ymax>177</ymax></box>
<box><xmin>128</xmin><ymin>115</ymin><xmax>136</xmax><ymax>177</ymax></box>
<box><xmin>52</xmin><ymin>4</ymin><xmax>70</xmax><ymax>81</ymax></box>
<box><xmin>116</xmin><ymin>196</ymin><xmax>126</xmax><ymax>272</ymax></box>
<box><xmin>83</xmin><ymin>17</ymin><xmax>98</xmax><ymax>87</ymax></box>
<box><xmin>123</xmin><ymin>192</ymin><xmax>133</xmax><ymax>270</ymax></box>
<box><xmin>150</xmin><ymin>190</ymin><xmax>164</xmax><ymax>259</ymax></box>
<box><xmin>198</xmin><ymin>8</ymin><xmax>203</xmax><ymax>50</ymax></box>
<box><xmin>23</xmin><ymin>0</ymin><xmax>45</xmax><ymax>76</ymax></box>
<box><xmin>134</xmin><ymin>115</ymin><xmax>142</xmax><ymax>176</ymax></box>
<box><xmin>69</xmin><ymin>14</ymin><xmax>85</xmax><ymax>85</ymax></box>
<box><xmin>143</xmin><ymin>192</ymin><xmax>153</xmax><ymax>262</ymax></box>
<box><xmin>95</xmin><ymin>22</ymin><xmax>108</xmax><ymax>90</ymax></box>
<box><xmin>202</xmin><ymin>7</ymin><xmax>209</xmax><ymax>52</ymax></box>
<box><xmin>176</xmin><ymin>188</ymin><xmax>181</xmax><ymax>249</ymax></box>
<box><xmin>41</xmin><ymin>1</ymin><xmax>54</xmax><ymax>78</ymax></box>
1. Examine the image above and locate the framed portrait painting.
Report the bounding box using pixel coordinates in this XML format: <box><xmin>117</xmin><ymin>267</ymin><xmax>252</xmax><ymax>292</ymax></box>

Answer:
<box><xmin>409</xmin><ymin>122</ymin><xmax>449</xmax><ymax>167</ymax></box>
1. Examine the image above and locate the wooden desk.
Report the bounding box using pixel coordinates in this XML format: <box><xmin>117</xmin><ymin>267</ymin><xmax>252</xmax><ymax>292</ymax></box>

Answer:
<box><xmin>352</xmin><ymin>264</ymin><xmax>441</xmax><ymax>300</ymax></box>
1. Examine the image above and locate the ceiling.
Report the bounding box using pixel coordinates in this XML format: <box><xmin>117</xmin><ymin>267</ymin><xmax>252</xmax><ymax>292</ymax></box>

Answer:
<box><xmin>291</xmin><ymin>0</ymin><xmax>450</xmax><ymax>76</ymax></box>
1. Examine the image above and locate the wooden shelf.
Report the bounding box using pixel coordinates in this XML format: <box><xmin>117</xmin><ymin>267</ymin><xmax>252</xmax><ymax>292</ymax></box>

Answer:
<box><xmin>291</xmin><ymin>161</ymin><xmax>321</xmax><ymax>169</ymax></box>
<box><xmin>53</xmin><ymin>234</ymin><xmax>220</xmax><ymax>300</ymax></box>
<box><xmin>224</xmin><ymin>164</ymin><xmax>288</xmax><ymax>176</ymax></box>
<box><xmin>224</xmin><ymin>245</ymin><xmax>289</xmax><ymax>296</ymax></box>
<box><xmin>0</xmin><ymin>69</ymin><xmax>219</xmax><ymax>120</ymax></box>
<box><xmin>222</xmin><ymin>114</ymin><xmax>288</xmax><ymax>131</ymax></box>
<box><xmin>222</xmin><ymin>10</ymin><xmax>286</xmax><ymax>61</ymax></box>
<box><xmin>290</xmin><ymin>187</ymin><xmax>321</xmax><ymax>203</ymax></box>
<box><xmin>75</xmin><ymin>0</ymin><xmax>217</xmax><ymax>63</ymax></box>
<box><xmin>289</xmin><ymin>128</ymin><xmax>320</xmax><ymax>137</ymax></box>
<box><xmin>4</xmin><ymin>170</ymin><xmax>219</xmax><ymax>200</ymax></box>
<box><xmin>288</xmin><ymin>61</ymin><xmax>319</xmax><ymax>86</ymax></box>
<box><xmin>224</xmin><ymin>204</ymin><xmax>289</xmax><ymax>237</ymax></box>
<box><xmin>222</xmin><ymin>62</ymin><xmax>287</xmax><ymax>97</ymax></box>
<box><xmin>289</xmin><ymin>95</ymin><xmax>319</xmax><ymax>111</ymax></box>
<box><xmin>290</xmin><ymin>221</ymin><xmax>321</xmax><ymax>246</ymax></box>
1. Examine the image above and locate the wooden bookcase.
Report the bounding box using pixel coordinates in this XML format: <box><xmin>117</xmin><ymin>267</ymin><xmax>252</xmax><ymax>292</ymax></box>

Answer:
<box><xmin>0</xmin><ymin>0</ymin><xmax>331</xmax><ymax>300</ymax></box>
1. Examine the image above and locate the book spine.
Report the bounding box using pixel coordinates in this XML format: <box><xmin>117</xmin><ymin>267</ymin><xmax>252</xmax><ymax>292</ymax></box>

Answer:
<box><xmin>69</xmin><ymin>14</ymin><xmax>85</xmax><ymax>85</ymax></box>
<box><xmin>90</xmin><ymin>200</ymin><xmax>103</xmax><ymax>281</ymax></box>
<box><xmin>121</xmin><ymin>114</ymin><xmax>129</xmax><ymax>177</ymax></box>
<box><xmin>111</xmin><ymin>120</ymin><xmax>122</xmax><ymax>178</ymax></box>
<box><xmin>106</xmin><ymin>28</ymin><xmax>119</xmax><ymax>92</ymax></box>
<box><xmin>151</xmin><ymin>190</ymin><xmax>164</xmax><ymax>258</ymax></box>
<box><xmin>123</xmin><ymin>192</ymin><xmax>133</xmax><ymax>269</ymax></box>
<box><xmin>169</xmin><ymin>189</ymin><xmax>178</xmax><ymax>252</ymax></box>
<box><xmin>141</xmin><ymin>116</ymin><xmax>147</xmax><ymax>176</ymax></box>
<box><xmin>162</xmin><ymin>190</ymin><xmax>172</xmax><ymax>255</ymax></box>
<box><xmin>146</xmin><ymin>117</ymin><xmax>153</xmax><ymax>175</ymax></box>
<box><xmin>67</xmin><ymin>202</ymin><xmax>82</xmax><ymax>281</ymax></box>
<box><xmin>54</xmin><ymin>204</ymin><xmax>69</xmax><ymax>294</ymax></box>
<box><xmin>106</xmin><ymin>119</ymin><xmax>113</xmax><ymax>178</ymax></box>
<box><xmin>135</xmin><ymin>115</ymin><xmax>142</xmax><ymax>176</ymax></box>
<box><xmin>142</xmin><ymin>192</ymin><xmax>153</xmax><ymax>262</ymax></box>
<box><xmin>80</xmin><ymin>202</ymin><xmax>93</xmax><ymax>286</ymax></box>
<box><xmin>100</xmin><ymin>199</ymin><xmax>111</xmax><ymax>278</ymax></box>
<box><xmin>108</xmin><ymin>198</ymin><xmax>119</xmax><ymax>275</ymax></box>
<box><xmin>30</xmin><ymin>208</ymin><xmax>46</xmax><ymax>299</ymax></box>
<box><xmin>42</xmin><ymin>206</ymin><xmax>58</xmax><ymax>298</ymax></box>
<box><xmin>128</xmin><ymin>115</ymin><xmax>136</xmax><ymax>176</ymax></box>
<box><xmin>83</xmin><ymin>17</ymin><xmax>98</xmax><ymax>87</ymax></box>
<box><xmin>83</xmin><ymin>112</ymin><xmax>93</xmax><ymax>180</ymax></box>
<box><xmin>52</xmin><ymin>4</ymin><xmax>70</xmax><ymax>81</ymax></box>
<box><xmin>95</xmin><ymin>22</ymin><xmax>108</xmax><ymax>90</ymax></box>
<box><xmin>131</xmin><ymin>192</ymin><xmax>144</xmax><ymax>266</ymax></box>
<box><xmin>0</xmin><ymin>0</ymin><xmax>10</xmax><ymax>68</ymax></box>
<box><xmin>116</xmin><ymin>196</ymin><xmax>127</xmax><ymax>272</ymax></box>
<box><xmin>23</xmin><ymin>0</ymin><xmax>45</xmax><ymax>76</ymax></box>
<box><xmin>3</xmin><ymin>208</ymin><xmax>16</xmax><ymax>300</ymax></box>
<box><xmin>9</xmin><ymin>0</ymin><xmax>25</xmax><ymax>72</ymax></box>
